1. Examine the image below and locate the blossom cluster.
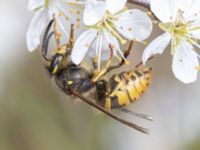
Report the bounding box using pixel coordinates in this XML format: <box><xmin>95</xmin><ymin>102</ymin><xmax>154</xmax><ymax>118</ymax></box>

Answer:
<box><xmin>27</xmin><ymin>0</ymin><xmax>200</xmax><ymax>84</ymax></box>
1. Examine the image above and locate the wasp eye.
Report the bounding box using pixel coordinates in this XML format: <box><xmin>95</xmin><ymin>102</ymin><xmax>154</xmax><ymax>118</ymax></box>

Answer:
<box><xmin>49</xmin><ymin>54</ymin><xmax>64</xmax><ymax>75</ymax></box>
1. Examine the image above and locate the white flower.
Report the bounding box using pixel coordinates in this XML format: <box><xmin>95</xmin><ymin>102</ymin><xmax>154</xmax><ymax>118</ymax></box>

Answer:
<box><xmin>142</xmin><ymin>0</ymin><xmax>200</xmax><ymax>83</ymax></box>
<box><xmin>71</xmin><ymin>0</ymin><xmax>152</xmax><ymax>69</ymax></box>
<box><xmin>27</xmin><ymin>0</ymin><xmax>83</xmax><ymax>52</ymax></box>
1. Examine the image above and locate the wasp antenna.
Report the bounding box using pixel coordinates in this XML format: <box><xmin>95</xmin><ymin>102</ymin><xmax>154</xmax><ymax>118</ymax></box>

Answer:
<box><xmin>120</xmin><ymin>108</ymin><xmax>153</xmax><ymax>121</ymax></box>
<box><xmin>70</xmin><ymin>89</ymin><xmax>150</xmax><ymax>134</ymax></box>
<box><xmin>42</xmin><ymin>31</ymin><xmax>54</xmax><ymax>61</ymax></box>
<box><xmin>42</xmin><ymin>19</ymin><xmax>54</xmax><ymax>53</ymax></box>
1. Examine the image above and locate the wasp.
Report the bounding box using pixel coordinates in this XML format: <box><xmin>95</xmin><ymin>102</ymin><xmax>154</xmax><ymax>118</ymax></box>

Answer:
<box><xmin>42</xmin><ymin>15</ymin><xmax>153</xmax><ymax>134</ymax></box>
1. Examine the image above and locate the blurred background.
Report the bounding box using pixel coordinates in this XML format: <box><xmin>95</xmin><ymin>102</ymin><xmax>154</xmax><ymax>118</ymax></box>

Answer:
<box><xmin>0</xmin><ymin>1</ymin><xmax>200</xmax><ymax>150</ymax></box>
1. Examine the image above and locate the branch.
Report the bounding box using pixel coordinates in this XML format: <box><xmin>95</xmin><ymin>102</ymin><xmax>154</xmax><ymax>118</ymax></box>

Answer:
<box><xmin>128</xmin><ymin>0</ymin><xmax>150</xmax><ymax>10</ymax></box>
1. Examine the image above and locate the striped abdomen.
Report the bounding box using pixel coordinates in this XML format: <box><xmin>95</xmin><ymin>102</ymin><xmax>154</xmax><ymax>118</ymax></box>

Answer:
<box><xmin>104</xmin><ymin>68</ymin><xmax>152</xmax><ymax>109</ymax></box>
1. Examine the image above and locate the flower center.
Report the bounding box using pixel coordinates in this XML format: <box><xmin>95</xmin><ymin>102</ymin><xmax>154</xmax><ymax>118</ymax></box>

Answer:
<box><xmin>95</xmin><ymin>11</ymin><xmax>127</xmax><ymax>44</ymax></box>
<box><xmin>159</xmin><ymin>10</ymin><xmax>189</xmax><ymax>40</ymax></box>
<box><xmin>158</xmin><ymin>10</ymin><xmax>194</xmax><ymax>53</ymax></box>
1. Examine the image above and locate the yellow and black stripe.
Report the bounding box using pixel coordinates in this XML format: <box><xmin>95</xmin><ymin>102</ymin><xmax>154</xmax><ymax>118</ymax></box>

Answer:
<box><xmin>104</xmin><ymin>68</ymin><xmax>152</xmax><ymax>110</ymax></box>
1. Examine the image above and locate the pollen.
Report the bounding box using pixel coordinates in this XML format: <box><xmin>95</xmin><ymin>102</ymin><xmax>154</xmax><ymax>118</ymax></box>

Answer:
<box><xmin>85</xmin><ymin>44</ymin><xmax>89</xmax><ymax>48</ymax></box>
<box><xmin>76</xmin><ymin>18</ymin><xmax>80</xmax><ymax>22</ymax></box>
<box><xmin>128</xmin><ymin>28</ymin><xmax>132</xmax><ymax>31</ymax></box>
<box><xmin>65</xmin><ymin>16</ymin><xmax>70</xmax><ymax>21</ymax></box>
<box><xmin>69</xmin><ymin>9</ymin><xmax>74</xmax><ymax>14</ymax></box>
<box><xmin>68</xmin><ymin>2</ymin><xmax>74</xmax><ymax>6</ymax></box>
<box><xmin>195</xmin><ymin>66</ymin><xmax>200</xmax><ymax>71</ymax></box>
<box><xmin>59</xmin><ymin>11</ymin><xmax>63</xmax><ymax>16</ymax></box>
<box><xmin>77</xmin><ymin>10</ymin><xmax>81</xmax><ymax>15</ymax></box>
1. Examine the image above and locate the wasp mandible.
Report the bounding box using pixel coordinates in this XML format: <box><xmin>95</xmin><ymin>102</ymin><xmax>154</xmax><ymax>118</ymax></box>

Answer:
<box><xmin>41</xmin><ymin>15</ymin><xmax>153</xmax><ymax>134</ymax></box>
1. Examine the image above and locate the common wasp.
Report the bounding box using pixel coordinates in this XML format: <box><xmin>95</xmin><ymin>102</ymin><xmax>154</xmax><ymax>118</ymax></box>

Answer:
<box><xmin>42</xmin><ymin>15</ymin><xmax>153</xmax><ymax>134</ymax></box>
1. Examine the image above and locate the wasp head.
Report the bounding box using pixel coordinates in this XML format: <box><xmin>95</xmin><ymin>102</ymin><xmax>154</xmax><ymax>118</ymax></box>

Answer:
<box><xmin>48</xmin><ymin>53</ymin><xmax>67</xmax><ymax>75</ymax></box>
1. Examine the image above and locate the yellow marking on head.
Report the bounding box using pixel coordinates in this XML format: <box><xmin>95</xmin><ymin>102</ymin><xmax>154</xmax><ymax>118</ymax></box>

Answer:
<box><xmin>52</xmin><ymin>65</ymin><xmax>59</xmax><ymax>74</ymax></box>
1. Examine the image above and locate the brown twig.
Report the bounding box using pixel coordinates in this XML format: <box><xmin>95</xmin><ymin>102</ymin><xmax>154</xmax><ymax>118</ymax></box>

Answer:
<box><xmin>128</xmin><ymin>0</ymin><xmax>150</xmax><ymax>10</ymax></box>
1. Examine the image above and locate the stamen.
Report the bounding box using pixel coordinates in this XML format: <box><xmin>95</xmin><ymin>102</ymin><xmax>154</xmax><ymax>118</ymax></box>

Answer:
<box><xmin>146</xmin><ymin>11</ymin><xmax>152</xmax><ymax>16</ymax></box>
<box><xmin>142</xmin><ymin>40</ymin><xmax>148</xmax><ymax>45</ymax></box>
<box><xmin>188</xmin><ymin>38</ymin><xmax>200</xmax><ymax>48</ymax></box>
<box><xmin>195</xmin><ymin>66</ymin><xmax>200</xmax><ymax>71</ymax></box>
<box><xmin>44</xmin><ymin>0</ymin><xmax>50</xmax><ymax>7</ymax></box>
<box><xmin>189</xmin><ymin>26</ymin><xmax>200</xmax><ymax>31</ymax></box>
<box><xmin>104</xmin><ymin>21</ymin><xmax>127</xmax><ymax>45</ymax></box>
<box><xmin>153</xmin><ymin>20</ymin><xmax>159</xmax><ymax>24</ymax></box>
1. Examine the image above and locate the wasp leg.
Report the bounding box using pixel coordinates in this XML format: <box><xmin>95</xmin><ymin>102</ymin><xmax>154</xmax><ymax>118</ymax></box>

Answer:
<box><xmin>105</xmin><ymin>41</ymin><xmax>134</xmax><ymax>74</ymax></box>
<box><xmin>120</xmin><ymin>40</ymin><xmax>134</xmax><ymax>65</ymax></box>
<box><xmin>70</xmin><ymin>88</ymin><xmax>150</xmax><ymax>134</ymax></box>
<box><xmin>42</xmin><ymin>19</ymin><xmax>54</xmax><ymax>61</ymax></box>
<box><xmin>120</xmin><ymin>108</ymin><xmax>153</xmax><ymax>121</ymax></box>
<box><xmin>53</xmin><ymin>14</ymin><xmax>61</xmax><ymax>50</ymax></box>
<box><xmin>67</xmin><ymin>24</ymin><xmax>74</xmax><ymax>50</ymax></box>
<box><xmin>92</xmin><ymin>44</ymin><xmax>114</xmax><ymax>82</ymax></box>
<box><xmin>42</xmin><ymin>32</ymin><xmax>54</xmax><ymax>61</ymax></box>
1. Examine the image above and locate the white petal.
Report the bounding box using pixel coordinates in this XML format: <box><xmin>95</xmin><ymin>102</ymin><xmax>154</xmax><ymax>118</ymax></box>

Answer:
<box><xmin>90</xmin><ymin>32</ymin><xmax>110</xmax><ymax>61</ymax></box>
<box><xmin>106</xmin><ymin>0</ymin><xmax>127</xmax><ymax>15</ymax></box>
<box><xmin>190</xmin><ymin>18</ymin><xmax>200</xmax><ymax>40</ymax></box>
<box><xmin>83</xmin><ymin>1</ymin><xmax>106</xmax><ymax>26</ymax></box>
<box><xmin>28</xmin><ymin>0</ymin><xmax>45</xmax><ymax>11</ymax></box>
<box><xmin>184</xmin><ymin>0</ymin><xmax>200</xmax><ymax>17</ymax></box>
<box><xmin>71</xmin><ymin>29</ymin><xmax>98</xmax><ymax>65</ymax></box>
<box><xmin>150</xmin><ymin>0</ymin><xmax>190</xmax><ymax>22</ymax></box>
<box><xmin>142</xmin><ymin>33</ymin><xmax>171</xmax><ymax>64</ymax></box>
<box><xmin>26</xmin><ymin>10</ymin><xmax>48</xmax><ymax>52</ymax></box>
<box><xmin>90</xmin><ymin>29</ymin><xmax>122</xmax><ymax>61</ymax></box>
<box><xmin>114</xmin><ymin>9</ymin><xmax>152</xmax><ymax>41</ymax></box>
<box><xmin>172</xmin><ymin>41</ymin><xmax>199</xmax><ymax>83</ymax></box>
<box><xmin>103</xmin><ymin>29</ymin><xmax>125</xmax><ymax>59</ymax></box>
